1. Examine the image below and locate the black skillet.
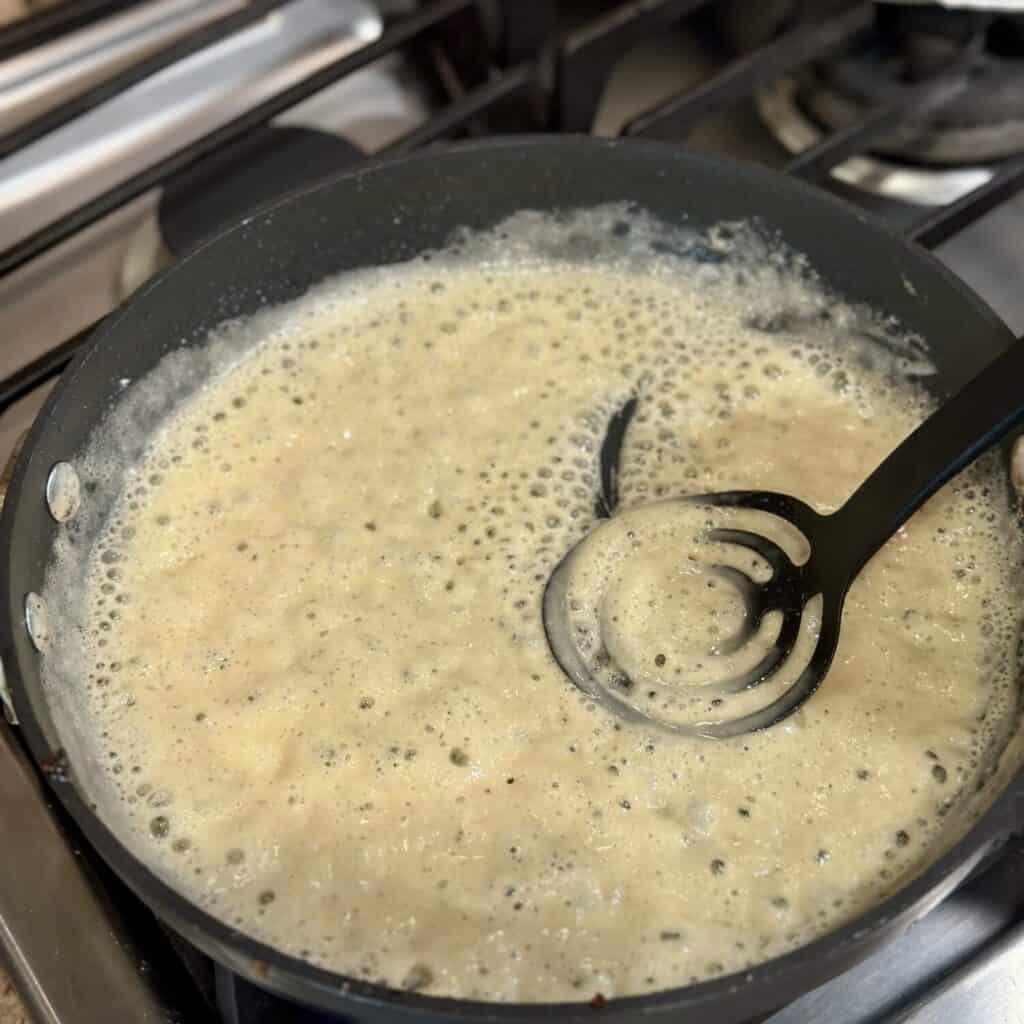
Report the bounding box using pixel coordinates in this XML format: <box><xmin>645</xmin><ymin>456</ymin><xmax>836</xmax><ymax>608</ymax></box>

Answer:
<box><xmin>2</xmin><ymin>137</ymin><xmax>1023</xmax><ymax>1023</ymax></box>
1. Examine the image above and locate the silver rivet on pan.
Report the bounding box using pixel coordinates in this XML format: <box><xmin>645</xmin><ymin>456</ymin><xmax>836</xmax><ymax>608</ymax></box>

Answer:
<box><xmin>45</xmin><ymin>462</ymin><xmax>81</xmax><ymax>523</ymax></box>
<box><xmin>25</xmin><ymin>593</ymin><xmax>50</xmax><ymax>653</ymax></box>
<box><xmin>0</xmin><ymin>657</ymin><xmax>16</xmax><ymax>725</ymax></box>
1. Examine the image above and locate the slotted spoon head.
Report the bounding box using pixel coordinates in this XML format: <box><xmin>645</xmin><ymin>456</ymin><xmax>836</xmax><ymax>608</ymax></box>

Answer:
<box><xmin>544</xmin><ymin>330</ymin><xmax>1024</xmax><ymax>739</ymax></box>
<box><xmin>542</xmin><ymin>489</ymin><xmax>847</xmax><ymax>739</ymax></box>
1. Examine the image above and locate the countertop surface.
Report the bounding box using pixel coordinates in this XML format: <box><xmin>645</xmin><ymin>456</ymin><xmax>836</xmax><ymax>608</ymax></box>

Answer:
<box><xmin>0</xmin><ymin>968</ymin><xmax>28</xmax><ymax>1024</ymax></box>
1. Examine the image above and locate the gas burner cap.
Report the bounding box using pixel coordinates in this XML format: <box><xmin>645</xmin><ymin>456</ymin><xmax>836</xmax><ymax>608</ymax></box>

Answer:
<box><xmin>755</xmin><ymin>5</ymin><xmax>1024</xmax><ymax>205</ymax></box>
<box><xmin>757</xmin><ymin>75</ymin><xmax>993</xmax><ymax>207</ymax></box>
<box><xmin>802</xmin><ymin>51</ymin><xmax>1024</xmax><ymax>166</ymax></box>
<box><xmin>808</xmin><ymin>6</ymin><xmax>1024</xmax><ymax>164</ymax></box>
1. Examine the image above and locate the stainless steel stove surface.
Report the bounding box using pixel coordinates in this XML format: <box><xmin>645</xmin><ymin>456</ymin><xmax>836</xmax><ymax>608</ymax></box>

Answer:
<box><xmin>2</xmin><ymin>2</ymin><xmax>1024</xmax><ymax>1022</ymax></box>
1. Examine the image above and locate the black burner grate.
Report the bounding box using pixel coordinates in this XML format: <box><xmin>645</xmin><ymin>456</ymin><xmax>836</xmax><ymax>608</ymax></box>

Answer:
<box><xmin>0</xmin><ymin>0</ymin><xmax>1021</xmax><ymax>419</ymax></box>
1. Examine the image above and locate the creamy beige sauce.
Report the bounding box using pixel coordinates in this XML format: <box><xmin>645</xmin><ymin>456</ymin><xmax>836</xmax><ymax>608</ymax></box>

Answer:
<box><xmin>52</xmin><ymin>211</ymin><xmax>1023</xmax><ymax>1002</ymax></box>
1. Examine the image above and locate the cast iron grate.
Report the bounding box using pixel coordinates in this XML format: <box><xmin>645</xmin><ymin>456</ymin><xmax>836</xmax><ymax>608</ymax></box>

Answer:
<box><xmin>0</xmin><ymin>0</ymin><xmax>1022</xmax><ymax>418</ymax></box>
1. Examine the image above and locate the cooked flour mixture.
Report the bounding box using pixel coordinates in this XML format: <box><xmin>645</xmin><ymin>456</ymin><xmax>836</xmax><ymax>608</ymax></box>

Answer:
<box><xmin>46</xmin><ymin>209</ymin><xmax>1023</xmax><ymax>1001</ymax></box>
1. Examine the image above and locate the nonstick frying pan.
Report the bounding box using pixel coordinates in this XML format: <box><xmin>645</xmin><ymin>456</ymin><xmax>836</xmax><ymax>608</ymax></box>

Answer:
<box><xmin>2</xmin><ymin>137</ymin><xmax>1023</xmax><ymax>1023</ymax></box>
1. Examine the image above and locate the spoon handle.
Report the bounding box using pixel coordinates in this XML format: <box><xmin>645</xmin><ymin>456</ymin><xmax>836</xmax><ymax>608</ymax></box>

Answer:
<box><xmin>829</xmin><ymin>335</ymin><xmax>1024</xmax><ymax>581</ymax></box>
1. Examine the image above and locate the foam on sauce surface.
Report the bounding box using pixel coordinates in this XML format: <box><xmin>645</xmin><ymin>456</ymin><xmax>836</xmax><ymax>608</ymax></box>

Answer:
<box><xmin>44</xmin><ymin>209</ymin><xmax>1024</xmax><ymax>1001</ymax></box>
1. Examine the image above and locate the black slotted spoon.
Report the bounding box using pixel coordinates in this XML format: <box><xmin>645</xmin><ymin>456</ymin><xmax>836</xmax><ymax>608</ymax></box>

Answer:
<box><xmin>543</xmin><ymin>337</ymin><xmax>1024</xmax><ymax>739</ymax></box>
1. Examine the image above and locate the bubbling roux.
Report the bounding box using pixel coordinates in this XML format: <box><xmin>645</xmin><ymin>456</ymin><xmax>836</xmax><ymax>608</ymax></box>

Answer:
<box><xmin>45</xmin><ymin>208</ymin><xmax>1024</xmax><ymax>1002</ymax></box>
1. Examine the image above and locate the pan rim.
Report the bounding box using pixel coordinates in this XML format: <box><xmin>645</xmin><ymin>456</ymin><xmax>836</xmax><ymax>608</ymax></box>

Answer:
<box><xmin>1</xmin><ymin>133</ymin><xmax>1021</xmax><ymax>1020</ymax></box>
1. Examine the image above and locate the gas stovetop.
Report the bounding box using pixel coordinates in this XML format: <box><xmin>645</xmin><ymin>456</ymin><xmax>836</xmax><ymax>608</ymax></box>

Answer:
<box><xmin>1</xmin><ymin>2</ymin><xmax>1024</xmax><ymax>1022</ymax></box>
